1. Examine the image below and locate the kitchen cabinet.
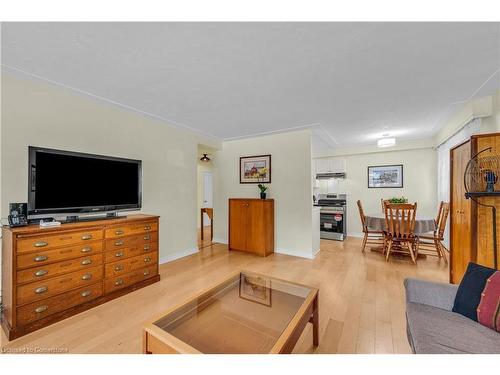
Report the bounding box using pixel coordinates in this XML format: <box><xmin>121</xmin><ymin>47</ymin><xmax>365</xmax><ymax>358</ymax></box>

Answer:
<box><xmin>314</xmin><ymin>158</ymin><xmax>346</xmax><ymax>174</ymax></box>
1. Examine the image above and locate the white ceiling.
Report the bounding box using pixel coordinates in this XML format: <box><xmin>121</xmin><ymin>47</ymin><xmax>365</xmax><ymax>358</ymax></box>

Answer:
<box><xmin>2</xmin><ymin>22</ymin><xmax>499</xmax><ymax>149</ymax></box>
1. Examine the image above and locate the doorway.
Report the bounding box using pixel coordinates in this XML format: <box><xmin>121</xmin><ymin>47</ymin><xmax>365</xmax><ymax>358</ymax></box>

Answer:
<box><xmin>197</xmin><ymin>145</ymin><xmax>215</xmax><ymax>249</ymax></box>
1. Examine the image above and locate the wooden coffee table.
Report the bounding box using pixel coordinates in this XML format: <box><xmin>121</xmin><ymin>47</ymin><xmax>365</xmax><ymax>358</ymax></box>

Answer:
<box><xmin>143</xmin><ymin>270</ymin><xmax>319</xmax><ymax>354</ymax></box>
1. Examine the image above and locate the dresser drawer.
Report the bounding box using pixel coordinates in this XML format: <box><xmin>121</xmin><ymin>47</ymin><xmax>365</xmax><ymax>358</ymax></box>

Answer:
<box><xmin>104</xmin><ymin>221</ymin><xmax>158</xmax><ymax>239</ymax></box>
<box><xmin>104</xmin><ymin>265</ymin><xmax>157</xmax><ymax>294</ymax></box>
<box><xmin>17</xmin><ymin>254</ymin><xmax>103</xmax><ymax>285</ymax></box>
<box><xmin>104</xmin><ymin>232</ymin><xmax>158</xmax><ymax>251</ymax></box>
<box><xmin>17</xmin><ymin>229</ymin><xmax>103</xmax><ymax>253</ymax></box>
<box><xmin>16</xmin><ymin>283</ymin><xmax>103</xmax><ymax>326</ymax></box>
<box><xmin>17</xmin><ymin>265</ymin><xmax>103</xmax><ymax>306</ymax></box>
<box><xmin>105</xmin><ymin>251</ymin><xmax>158</xmax><ymax>278</ymax></box>
<box><xmin>17</xmin><ymin>241</ymin><xmax>103</xmax><ymax>270</ymax></box>
<box><xmin>104</xmin><ymin>242</ymin><xmax>157</xmax><ymax>263</ymax></box>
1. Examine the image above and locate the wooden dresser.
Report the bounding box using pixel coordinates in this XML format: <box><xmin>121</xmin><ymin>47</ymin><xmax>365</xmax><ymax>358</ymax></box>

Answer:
<box><xmin>1</xmin><ymin>214</ymin><xmax>160</xmax><ymax>340</ymax></box>
<box><xmin>228</xmin><ymin>198</ymin><xmax>274</xmax><ymax>256</ymax></box>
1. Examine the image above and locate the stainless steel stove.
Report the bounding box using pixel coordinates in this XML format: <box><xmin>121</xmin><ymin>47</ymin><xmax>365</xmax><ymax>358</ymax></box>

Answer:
<box><xmin>315</xmin><ymin>193</ymin><xmax>347</xmax><ymax>241</ymax></box>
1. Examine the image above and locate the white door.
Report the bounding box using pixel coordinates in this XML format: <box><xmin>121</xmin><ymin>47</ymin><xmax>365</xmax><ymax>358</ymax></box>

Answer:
<box><xmin>202</xmin><ymin>172</ymin><xmax>213</xmax><ymax>225</ymax></box>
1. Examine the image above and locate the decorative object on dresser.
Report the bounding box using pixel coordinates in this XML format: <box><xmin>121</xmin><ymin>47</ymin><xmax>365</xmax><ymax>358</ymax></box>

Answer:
<box><xmin>367</xmin><ymin>164</ymin><xmax>403</xmax><ymax>188</ymax></box>
<box><xmin>228</xmin><ymin>198</ymin><xmax>274</xmax><ymax>256</ymax></box>
<box><xmin>257</xmin><ymin>184</ymin><xmax>268</xmax><ymax>199</ymax></box>
<box><xmin>239</xmin><ymin>155</ymin><xmax>271</xmax><ymax>184</ymax></box>
<box><xmin>1</xmin><ymin>214</ymin><xmax>160</xmax><ymax>340</ymax></box>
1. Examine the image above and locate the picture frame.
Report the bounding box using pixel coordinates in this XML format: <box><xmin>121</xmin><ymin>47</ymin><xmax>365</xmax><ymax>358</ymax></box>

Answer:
<box><xmin>239</xmin><ymin>154</ymin><xmax>271</xmax><ymax>184</ymax></box>
<box><xmin>238</xmin><ymin>274</ymin><xmax>272</xmax><ymax>307</ymax></box>
<box><xmin>368</xmin><ymin>164</ymin><xmax>403</xmax><ymax>188</ymax></box>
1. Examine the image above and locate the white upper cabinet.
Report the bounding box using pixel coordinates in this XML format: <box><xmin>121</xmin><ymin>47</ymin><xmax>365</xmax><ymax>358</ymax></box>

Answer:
<box><xmin>314</xmin><ymin>157</ymin><xmax>346</xmax><ymax>174</ymax></box>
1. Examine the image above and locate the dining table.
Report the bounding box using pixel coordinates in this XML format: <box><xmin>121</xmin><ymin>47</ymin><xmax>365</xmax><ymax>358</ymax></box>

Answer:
<box><xmin>364</xmin><ymin>213</ymin><xmax>436</xmax><ymax>257</ymax></box>
<box><xmin>365</xmin><ymin>213</ymin><xmax>436</xmax><ymax>235</ymax></box>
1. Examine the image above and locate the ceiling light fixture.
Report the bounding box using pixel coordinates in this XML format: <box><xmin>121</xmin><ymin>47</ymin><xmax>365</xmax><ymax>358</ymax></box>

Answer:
<box><xmin>377</xmin><ymin>137</ymin><xmax>396</xmax><ymax>148</ymax></box>
<box><xmin>200</xmin><ymin>153</ymin><xmax>211</xmax><ymax>162</ymax></box>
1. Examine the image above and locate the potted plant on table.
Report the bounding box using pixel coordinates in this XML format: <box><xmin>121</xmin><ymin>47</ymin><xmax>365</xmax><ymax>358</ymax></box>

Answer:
<box><xmin>388</xmin><ymin>196</ymin><xmax>408</xmax><ymax>203</ymax></box>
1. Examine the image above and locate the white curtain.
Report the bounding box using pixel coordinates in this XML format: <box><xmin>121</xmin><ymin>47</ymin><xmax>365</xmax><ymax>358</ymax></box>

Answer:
<box><xmin>437</xmin><ymin>118</ymin><xmax>481</xmax><ymax>246</ymax></box>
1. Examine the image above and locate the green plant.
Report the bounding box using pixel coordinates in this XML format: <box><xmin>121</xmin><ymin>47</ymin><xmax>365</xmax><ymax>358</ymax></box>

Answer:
<box><xmin>258</xmin><ymin>184</ymin><xmax>268</xmax><ymax>193</ymax></box>
<box><xmin>388</xmin><ymin>196</ymin><xmax>408</xmax><ymax>204</ymax></box>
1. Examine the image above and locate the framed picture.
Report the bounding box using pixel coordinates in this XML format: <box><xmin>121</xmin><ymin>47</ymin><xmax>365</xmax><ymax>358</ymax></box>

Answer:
<box><xmin>240</xmin><ymin>154</ymin><xmax>271</xmax><ymax>184</ymax></box>
<box><xmin>368</xmin><ymin>164</ymin><xmax>403</xmax><ymax>188</ymax></box>
<box><xmin>238</xmin><ymin>274</ymin><xmax>272</xmax><ymax>307</ymax></box>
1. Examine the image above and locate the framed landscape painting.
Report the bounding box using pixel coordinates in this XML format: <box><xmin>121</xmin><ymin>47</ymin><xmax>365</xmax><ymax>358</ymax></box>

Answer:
<box><xmin>240</xmin><ymin>154</ymin><xmax>271</xmax><ymax>184</ymax></box>
<box><xmin>368</xmin><ymin>164</ymin><xmax>403</xmax><ymax>188</ymax></box>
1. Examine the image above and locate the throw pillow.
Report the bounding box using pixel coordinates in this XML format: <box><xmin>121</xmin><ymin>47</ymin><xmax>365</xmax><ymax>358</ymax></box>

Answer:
<box><xmin>452</xmin><ymin>262</ymin><xmax>496</xmax><ymax>321</ymax></box>
<box><xmin>477</xmin><ymin>271</ymin><xmax>500</xmax><ymax>332</ymax></box>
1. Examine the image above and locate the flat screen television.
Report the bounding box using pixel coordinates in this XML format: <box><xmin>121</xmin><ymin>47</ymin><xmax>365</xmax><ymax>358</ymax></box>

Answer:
<box><xmin>28</xmin><ymin>146</ymin><xmax>142</xmax><ymax>217</ymax></box>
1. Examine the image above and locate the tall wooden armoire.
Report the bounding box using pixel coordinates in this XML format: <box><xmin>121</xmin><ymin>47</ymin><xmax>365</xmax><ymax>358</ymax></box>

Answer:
<box><xmin>450</xmin><ymin>132</ymin><xmax>500</xmax><ymax>283</ymax></box>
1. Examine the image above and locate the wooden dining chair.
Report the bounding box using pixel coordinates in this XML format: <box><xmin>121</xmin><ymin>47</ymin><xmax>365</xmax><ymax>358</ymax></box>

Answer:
<box><xmin>383</xmin><ymin>203</ymin><xmax>418</xmax><ymax>264</ymax></box>
<box><xmin>417</xmin><ymin>202</ymin><xmax>450</xmax><ymax>263</ymax></box>
<box><xmin>381</xmin><ymin>199</ymin><xmax>390</xmax><ymax>213</ymax></box>
<box><xmin>357</xmin><ymin>200</ymin><xmax>385</xmax><ymax>253</ymax></box>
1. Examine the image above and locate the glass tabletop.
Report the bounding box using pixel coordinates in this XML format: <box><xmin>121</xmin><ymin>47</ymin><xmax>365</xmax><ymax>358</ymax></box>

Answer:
<box><xmin>153</xmin><ymin>271</ymin><xmax>312</xmax><ymax>354</ymax></box>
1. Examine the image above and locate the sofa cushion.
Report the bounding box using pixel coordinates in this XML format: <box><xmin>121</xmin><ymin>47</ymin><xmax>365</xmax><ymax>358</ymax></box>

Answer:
<box><xmin>477</xmin><ymin>271</ymin><xmax>500</xmax><ymax>333</ymax></box>
<box><xmin>452</xmin><ymin>262</ymin><xmax>496</xmax><ymax>321</ymax></box>
<box><xmin>407</xmin><ymin>302</ymin><xmax>500</xmax><ymax>354</ymax></box>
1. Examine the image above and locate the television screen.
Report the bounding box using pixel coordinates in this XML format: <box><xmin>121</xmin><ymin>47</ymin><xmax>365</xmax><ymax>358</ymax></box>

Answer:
<box><xmin>28</xmin><ymin>147</ymin><xmax>142</xmax><ymax>215</ymax></box>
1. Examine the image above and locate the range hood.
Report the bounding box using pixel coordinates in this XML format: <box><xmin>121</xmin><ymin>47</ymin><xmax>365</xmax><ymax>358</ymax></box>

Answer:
<box><xmin>316</xmin><ymin>172</ymin><xmax>346</xmax><ymax>179</ymax></box>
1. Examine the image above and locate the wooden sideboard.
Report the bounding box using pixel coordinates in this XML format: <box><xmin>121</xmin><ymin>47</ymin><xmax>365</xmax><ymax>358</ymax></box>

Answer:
<box><xmin>1</xmin><ymin>214</ymin><xmax>160</xmax><ymax>340</ymax></box>
<box><xmin>228</xmin><ymin>198</ymin><xmax>274</xmax><ymax>257</ymax></box>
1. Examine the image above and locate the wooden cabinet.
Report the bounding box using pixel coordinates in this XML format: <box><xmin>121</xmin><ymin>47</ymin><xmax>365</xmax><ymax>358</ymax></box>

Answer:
<box><xmin>1</xmin><ymin>214</ymin><xmax>160</xmax><ymax>340</ymax></box>
<box><xmin>450</xmin><ymin>140</ymin><xmax>473</xmax><ymax>284</ymax></box>
<box><xmin>450</xmin><ymin>133</ymin><xmax>500</xmax><ymax>283</ymax></box>
<box><xmin>228</xmin><ymin>199</ymin><xmax>274</xmax><ymax>256</ymax></box>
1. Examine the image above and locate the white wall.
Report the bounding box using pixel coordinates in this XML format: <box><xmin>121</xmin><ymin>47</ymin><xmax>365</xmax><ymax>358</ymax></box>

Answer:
<box><xmin>213</xmin><ymin>130</ymin><xmax>315</xmax><ymax>258</ymax></box>
<box><xmin>1</xmin><ymin>72</ymin><xmax>220</xmax><ymax>262</ymax></box>
<box><xmin>315</xmin><ymin>147</ymin><xmax>437</xmax><ymax>236</ymax></box>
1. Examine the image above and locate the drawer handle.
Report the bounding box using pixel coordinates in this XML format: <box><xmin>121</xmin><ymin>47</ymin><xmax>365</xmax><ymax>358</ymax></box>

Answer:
<box><xmin>115</xmin><ymin>230</ymin><xmax>124</xmax><ymax>235</ymax></box>
<box><xmin>34</xmin><ymin>255</ymin><xmax>48</xmax><ymax>262</ymax></box>
<box><xmin>35</xmin><ymin>305</ymin><xmax>48</xmax><ymax>314</ymax></box>
<box><xmin>114</xmin><ymin>240</ymin><xmax>124</xmax><ymax>246</ymax></box>
<box><xmin>143</xmin><ymin>245</ymin><xmax>150</xmax><ymax>251</ymax></box>
<box><xmin>80</xmin><ymin>290</ymin><xmax>92</xmax><ymax>297</ymax></box>
<box><xmin>143</xmin><ymin>235</ymin><xmax>151</xmax><ymax>240</ymax></box>
<box><xmin>81</xmin><ymin>234</ymin><xmax>93</xmax><ymax>240</ymax></box>
<box><xmin>115</xmin><ymin>251</ymin><xmax>124</xmax><ymax>257</ymax></box>
<box><xmin>114</xmin><ymin>264</ymin><xmax>124</xmax><ymax>271</ymax></box>
<box><xmin>115</xmin><ymin>279</ymin><xmax>124</xmax><ymax>286</ymax></box>
<box><xmin>34</xmin><ymin>269</ymin><xmax>48</xmax><ymax>277</ymax></box>
<box><xmin>35</xmin><ymin>286</ymin><xmax>48</xmax><ymax>294</ymax></box>
<box><xmin>144</xmin><ymin>225</ymin><xmax>152</xmax><ymax>231</ymax></box>
<box><xmin>81</xmin><ymin>273</ymin><xmax>92</xmax><ymax>280</ymax></box>
<box><xmin>143</xmin><ymin>270</ymin><xmax>150</xmax><ymax>277</ymax></box>
<box><xmin>34</xmin><ymin>241</ymin><xmax>48</xmax><ymax>248</ymax></box>
<box><xmin>81</xmin><ymin>247</ymin><xmax>92</xmax><ymax>253</ymax></box>
<box><xmin>144</xmin><ymin>257</ymin><xmax>152</xmax><ymax>263</ymax></box>
<box><xmin>81</xmin><ymin>259</ymin><xmax>92</xmax><ymax>265</ymax></box>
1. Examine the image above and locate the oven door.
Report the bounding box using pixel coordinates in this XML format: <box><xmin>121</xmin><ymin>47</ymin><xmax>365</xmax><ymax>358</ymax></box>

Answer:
<box><xmin>320</xmin><ymin>208</ymin><xmax>345</xmax><ymax>240</ymax></box>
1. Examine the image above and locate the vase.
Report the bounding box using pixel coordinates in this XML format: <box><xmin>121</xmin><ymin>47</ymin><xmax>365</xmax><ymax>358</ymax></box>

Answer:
<box><xmin>260</xmin><ymin>192</ymin><xmax>267</xmax><ymax>199</ymax></box>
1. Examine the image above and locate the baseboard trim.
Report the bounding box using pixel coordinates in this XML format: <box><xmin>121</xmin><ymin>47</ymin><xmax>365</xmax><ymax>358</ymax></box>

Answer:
<box><xmin>348</xmin><ymin>232</ymin><xmax>364</xmax><ymax>238</ymax></box>
<box><xmin>275</xmin><ymin>248</ymin><xmax>315</xmax><ymax>259</ymax></box>
<box><xmin>159</xmin><ymin>247</ymin><xmax>199</xmax><ymax>264</ymax></box>
<box><xmin>211</xmin><ymin>237</ymin><xmax>228</xmax><ymax>245</ymax></box>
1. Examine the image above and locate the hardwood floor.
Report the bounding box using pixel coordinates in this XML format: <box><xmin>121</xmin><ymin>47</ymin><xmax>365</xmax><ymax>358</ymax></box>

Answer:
<box><xmin>0</xmin><ymin>237</ymin><xmax>448</xmax><ymax>354</ymax></box>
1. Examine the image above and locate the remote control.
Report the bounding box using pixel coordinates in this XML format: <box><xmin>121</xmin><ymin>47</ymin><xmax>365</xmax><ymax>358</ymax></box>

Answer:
<box><xmin>39</xmin><ymin>220</ymin><xmax>62</xmax><ymax>228</ymax></box>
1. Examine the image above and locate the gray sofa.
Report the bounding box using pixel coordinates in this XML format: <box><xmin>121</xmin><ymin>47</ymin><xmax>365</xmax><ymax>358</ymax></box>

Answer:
<box><xmin>404</xmin><ymin>278</ymin><xmax>500</xmax><ymax>354</ymax></box>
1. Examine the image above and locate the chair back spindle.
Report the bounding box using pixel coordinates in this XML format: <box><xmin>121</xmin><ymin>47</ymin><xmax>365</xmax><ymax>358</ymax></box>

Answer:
<box><xmin>357</xmin><ymin>200</ymin><xmax>367</xmax><ymax>230</ymax></box>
